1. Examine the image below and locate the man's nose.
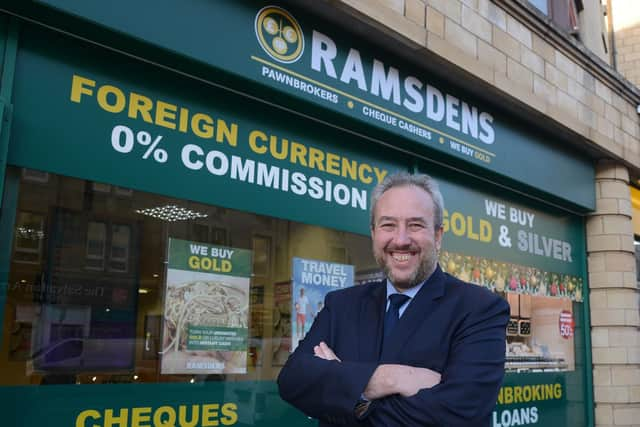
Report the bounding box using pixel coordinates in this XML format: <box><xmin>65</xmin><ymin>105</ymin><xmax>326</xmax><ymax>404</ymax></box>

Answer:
<box><xmin>393</xmin><ymin>225</ymin><xmax>411</xmax><ymax>246</ymax></box>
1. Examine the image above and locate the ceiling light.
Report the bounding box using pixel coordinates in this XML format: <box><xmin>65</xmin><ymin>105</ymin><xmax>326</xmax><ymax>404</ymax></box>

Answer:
<box><xmin>135</xmin><ymin>205</ymin><xmax>208</xmax><ymax>222</ymax></box>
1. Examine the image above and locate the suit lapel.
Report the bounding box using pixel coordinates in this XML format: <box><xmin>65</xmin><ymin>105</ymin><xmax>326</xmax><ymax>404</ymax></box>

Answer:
<box><xmin>379</xmin><ymin>266</ymin><xmax>447</xmax><ymax>361</ymax></box>
<box><xmin>358</xmin><ymin>280</ymin><xmax>386</xmax><ymax>362</ymax></box>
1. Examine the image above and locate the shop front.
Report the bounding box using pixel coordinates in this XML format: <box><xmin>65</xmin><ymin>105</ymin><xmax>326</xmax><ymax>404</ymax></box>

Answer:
<box><xmin>0</xmin><ymin>1</ymin><xmax>595</xmax><ymax>426</ymax></box>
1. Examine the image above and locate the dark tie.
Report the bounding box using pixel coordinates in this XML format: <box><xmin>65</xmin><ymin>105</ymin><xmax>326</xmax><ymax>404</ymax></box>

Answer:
<box><xmin>383</xmin><ymin>294</ymin><xmax>410</xmax><ymax>340</ymax></box>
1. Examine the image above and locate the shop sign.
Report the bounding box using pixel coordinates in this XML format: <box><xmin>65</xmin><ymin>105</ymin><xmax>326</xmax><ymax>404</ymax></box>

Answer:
<box><xmin>493</xmin><ymin>373</ymin><xmax>581</xmax><ymax>427</ymax></box>
<box><xmin>9</xmin><ymin>27</ymin><xmax>399</xmax><ymax>236</ymax></box>
<box><xmin>430</xmin><ymin>171</ymin><xmax>586</xmax><ymax>301</ymax></box>
<box><xmin>32</xmin><ymin>0</ymin><xmax>595</xmax><ymax>210</ymax></box>
<box><xmin>0</xmin><ymin>381</ymin><xmax>314</xmax><ymax>427</ymax></box>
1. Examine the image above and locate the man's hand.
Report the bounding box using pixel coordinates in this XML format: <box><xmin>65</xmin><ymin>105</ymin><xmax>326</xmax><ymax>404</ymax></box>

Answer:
<box><xmin>363</xmin><ymin>364</ymin><xmax>441</xmax><ymax>400</ymax></box>
<box><xmin>313</xmin><ymin>341</ymin><xmax>341</xmax><ymax>362</ymax></box>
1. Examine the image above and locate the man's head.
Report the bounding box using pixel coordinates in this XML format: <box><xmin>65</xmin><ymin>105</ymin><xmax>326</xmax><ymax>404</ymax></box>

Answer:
<box><xmin>370</xmin><ymin>172</ymin><xmax>444</xmax><ymax>290</ymax></box>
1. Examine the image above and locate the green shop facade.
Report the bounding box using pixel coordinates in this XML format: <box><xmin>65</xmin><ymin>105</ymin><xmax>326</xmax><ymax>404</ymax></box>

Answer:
<box><xmin>0</xmin><ymin>1</ymin><xmax>597</xmax><ymax>426</ymax></box>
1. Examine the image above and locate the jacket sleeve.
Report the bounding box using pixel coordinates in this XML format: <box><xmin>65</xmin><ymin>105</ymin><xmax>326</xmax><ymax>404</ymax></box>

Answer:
<box><xmin>364</xmin><ymin>295</ymin><xmax>509</xmax><ymax>427</ymax></box>
<box><xmin>277</xmin><ymin>291</ymin><xmax>379</xmax><ymax>425</ymax></box>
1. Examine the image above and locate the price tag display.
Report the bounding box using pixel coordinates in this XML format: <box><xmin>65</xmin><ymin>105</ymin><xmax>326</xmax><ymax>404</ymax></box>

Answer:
<box><xmin>559</xmin><ymin>310</ymin><xmax>574</xmax><ymax>339</ymax></box>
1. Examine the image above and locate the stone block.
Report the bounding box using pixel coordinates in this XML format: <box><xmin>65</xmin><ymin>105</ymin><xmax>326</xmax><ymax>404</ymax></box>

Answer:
<box><xmin>493</xmin><ymin>25</ymin><xmax>520</xmax><ymax>59</ymax></box>
<box><xmin>557</xmin><ymin>90</ymin><xmax>578</xmax><ymax>116</ymax></box>
<box><xmin>545</xmin><ymin>62</ymin><xmax>569</xmax><ymax>92</ymax></box>
<box><xmin>478</xmin><ymin>39</ymin><xmax>506</xmax><ymax>73</ymax></box>
<box><xmin>594</xmin><ymin>403</ymin><xmax>613</xmax><ymax>425</ymax></box>
<box><xmin>611</xmin><ymin>366</ymin><xmax>640</xmax><ymax>386</ymax></box>
<box><xmin>506</xmin><ymin>14</ymin><xmax>532</xmax><ymax>48</ymax></box>
<box><xmin>477</xmin><ymin>0</ymin><xmax>506</xmax><ymax>31</ymax></box>
<box><xmin>593</xmin><ymin>366</ymin><xmax>612</xmax><ymax>385</ymax></box>
<box><xmin>626</xmin><ymin>309</ymin><xmax>640</xmax><ymax>326</ymax></box>
<box><xmin>531</xmin><ymin>32</ymin><xmax>555</xmax><ymax>63</ymax></box>
<box><xmin>588</xmin><ymin>252</ymin><xmax>606</xmax><ymax>272</ymax></box>
<box><xmin>614</xmin><ymin>406</ymin><xmax>640</xmax><ymax>425</ymax></box>
<box><xmin>445</xmin><ymin>18</ymin><xmax>477</xmax><ymax>56</ymax></box>
<box><xmin>555</xmin><ymin>50</ymin><xmax>577</xmax><ymax>79</ymax></box>
<box><xmin>590</xmin><ymin>290</ymin><xmax>609</xmax><ymax>309</ymax></box>
<box><xmin>595</xmin><ymin>197</ymin><xmax>621</xmax><ymax>215</ymax></box>
<box><xmin>587</xmin><ymin>234</ymin><xmax>621</xmax><ymax>252</ymax></box>
<box><xmin>533</xmin><ymin>74</ymin><xmax>557</xmax><ymax>105</ymax></box>
<box><xmin>604</xmin><ymin>252</ymin><xmax>635</xmax><ymax>272</ymax></box>
<box><xmin>426</xmin><ymin>6</ymin><xmax>445</xmax><ymax>38</ymax></box>
<box><xmin>586</xmin><ymin>216</ymin><xmax>604</xmax><ymax>235</ymax></box>
<box><xmin>594</xmin><ymin>385</ymin><xmax>630</xmax><ymax>402</ymax></box>
<box><xmin>507</xmin><ymin>57</ymin><xmax>533</xmax><ymax>90</ymax></box>
<box><xmin>405</xmin><ymin>0</ymin><xmax>425</xmax><ymax>26</ymax></box>
<box><xmin>461</xmin><ymin>5</ymin><xmax>491</xmax><ymax>42</ymax></box>
<box><xmin>589</xmin><ymin>271</ymin><xmax>624</xmax><ymax>288</ymax></box>
<box><xmin>600</xmin><ymin>180</ymin><xmax>631</xmax><ymax>200</ymax></box>
<box><xmin>428</xmin><ymin>0</ymin><xmax>461</xmax><ymax>23</ymax></box>
<box><xmin>381</xmin><ymin>0</ymin><xmax>405</xmax><ymax>14</ymax></box>
<box><xmin>607</xmin><ymin>289</ymin><xmax>640</xmax><ymax>309</ymax></box>
<box><xmin>605</xmin><ymin>104</ymin><xmax>622</xmax><ymax>128</ymax></box>
<box><xmin>608</xmin><ymin>327</ymin><xmax>640</xmax><ymax>347</ymax></box>
<box><xmin>591</xmin><ymin>309</ymin><xmax>628</xmax><ymax>326</ymax></box>
<box><xmin>521</xmin><ymin>47</ymin><xmax>544</xmax><ymax>76</ymax></box>
<box><xmin>602</xmin><ymin>215</ymin><xmax>633</xmax><ymax>235</ymax></box>
<box><xmin>595</xmin><ymin>79</ymin><xmax>613</xmax><ymax>103</ymax></box>
<box><xmin>591</xmin><ymin>324</ymin><xmax>610</xmax><ymax>344</ymax></box>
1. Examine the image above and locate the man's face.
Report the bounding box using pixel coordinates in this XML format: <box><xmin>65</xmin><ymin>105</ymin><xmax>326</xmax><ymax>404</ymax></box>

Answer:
<box><xmin>371</xmin><ymin>185</ymin><xmax>443</xmax><ymax>290</ymax></box>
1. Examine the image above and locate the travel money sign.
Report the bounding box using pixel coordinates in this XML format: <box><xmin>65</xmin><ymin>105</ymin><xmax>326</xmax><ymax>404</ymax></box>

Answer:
<box><xmin>34</xmin><ymin>0</ymin><xmax>595</xmax><ymax>211</ymax></box>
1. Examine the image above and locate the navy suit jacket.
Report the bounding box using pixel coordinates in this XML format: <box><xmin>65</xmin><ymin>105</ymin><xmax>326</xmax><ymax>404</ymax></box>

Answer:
<box><xmin>278</xmin><ymin>265</ymin><xmax>510</xmax><ymax>426</ymax></box>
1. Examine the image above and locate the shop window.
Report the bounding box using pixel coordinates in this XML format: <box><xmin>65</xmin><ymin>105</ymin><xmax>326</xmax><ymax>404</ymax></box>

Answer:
<box><xmin>1</xmin><ymin>167</ymin><xmax>376</xmax><ymax>385</ymax></box>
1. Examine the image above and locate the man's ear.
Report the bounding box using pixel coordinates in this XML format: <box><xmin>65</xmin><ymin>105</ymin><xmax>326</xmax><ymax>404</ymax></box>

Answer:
<box><xmin>435</xmin><ymin>226</ymin><xmax>444</xmax><ymax>251</ymax></box>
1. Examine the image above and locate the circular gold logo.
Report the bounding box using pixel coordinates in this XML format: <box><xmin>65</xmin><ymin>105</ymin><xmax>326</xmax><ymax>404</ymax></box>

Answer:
<box><xmin>255</xmin><ymin>6</ymin><xmax>304</xmax><ymax>63</ymax></box>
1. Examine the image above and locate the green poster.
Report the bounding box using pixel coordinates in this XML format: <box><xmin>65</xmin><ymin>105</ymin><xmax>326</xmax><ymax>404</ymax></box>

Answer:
<box><xmin>161</xmin><ymin>238</ymin><xmax>251</xmax><ymax>374</ymax></box>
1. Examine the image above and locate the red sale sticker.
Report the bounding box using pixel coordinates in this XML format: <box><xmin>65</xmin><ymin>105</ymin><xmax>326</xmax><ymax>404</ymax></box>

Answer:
<box><xmin>559</xmin><ymin>310</ymin><xmax>574</xmax><ymax>339</ymax></box>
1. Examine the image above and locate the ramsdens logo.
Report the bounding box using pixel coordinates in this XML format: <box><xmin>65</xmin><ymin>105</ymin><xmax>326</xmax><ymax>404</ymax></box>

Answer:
<box><xmin>255</xmin><ymin>6</ymin><xmax>304</xmax><ymax>64</ymax></box>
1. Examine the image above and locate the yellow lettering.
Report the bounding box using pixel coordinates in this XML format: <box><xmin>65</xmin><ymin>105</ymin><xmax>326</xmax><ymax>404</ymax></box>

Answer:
<box><xmin>222</xmin><ymin>260</ymin><xmax>232</xmax><ymax>273</ymax></box>
<box><xmin>192</xmin><ymin>113</ymin><xmax>214</xmax><ymax>139</ymax></box>
<box><xmin>514</xmin><ymin>386</ymin><xmax>522</xmax><ymax>403</ymax></box>
<box><xmin>76</xmin><ymin>410</ymin><xmax>101</xmax><ymax>427</ymax></box>
<box><xmin>201</xmin><ymin>257</ymin><xmax>212</xmax><ymax>270</ymax></box>
<box><xmin>131</xmin><ymin>407</ymin><xmax>152</xmax><ymax>427</ymax></box>
<box><xmin>373</xmin><ymin>167</ymin><xmax>387</xmax><ymax>184</ymax></box>
<box><xmin>179</xmin><ymin>107</ymin><xmax>190</xmax><ymax>133</ymax></box>
<box><xmin>201</xmin><ymin>404</ymin><xmax>220</xmax><ymax>427</ymax></box>
<box><xmin>153</xmin><ymin>406</ymin><xmax>176</xmax><ymax>427</ymax></box>
<box><xmin>358</xmin><ymin>163</ymin><xmax>373</xmax><ymax>184</ymax></box>
<box><xmin>128</xmin><ymin>93</ymin><xmax>154</xmax><ymax>123</ymax></box>
<box><xmin>325</xmin><ymin>152</ymin><xmax>340</xmax><ymax>175</ymax></box>
<box><xmin>97</xmin><ymin>85</ymin><xmax>126</xmax><ymax>113</ymax></box>
<box><xmin>341</xmin><ymin>158</ymin><xmax>357</xmax><ymax>181</ymax></box>
<box><xmin>220</xmin><ymin>403</ymin><xmax>238</xmax><ymax>426</ymax></box>
<box><xmin>270</xmin><ymin>136</ymin><xmax>288</xmax><ymax>160</ymax></box>
<box><xmin>155</xmin><ymin>101</ymin><xmax>178</xmax><ymax>130</ymax></box>
<box><xmin>450</xmin><ymin>212</ymin><xmax>465</xmax><ymax>237</ymax></box>
<box><xmin>480</xmin><ymin>220</ymin><xmax>492</xmax><ymax>242</ymax></box>
<box><xmin>290</xmin><ymin>142</ymin><xmax>308</xmax><ymax>166</ymax></box>
<box><xmin>104</xmin><ymin>408</ymin><xmax>128</xmax><ymax>427</ymax></box>
<box><xmin>503</xmin><ymin>386</ymin><xmax>513</xmax><ymax>404</ymax></box>
<box><xmin>216</xmin><ymin>121</ymin><xmax>238</xmax><ymax>147</ymax></box>
<box><xmin>70</xmin><ymin>75</ymin><xmax>96</xmax><ymax>103</ymax></box>
<box><xmin>308</xmin><ymin>147</ymin><xmax>325</xmax><ymax>171</ymax></box>
<box><xmin>553</xmin><ymin>383</ymin><xmax>562</xmax><ymax>399</ymax></box>
<box><xmin>188</xmin><ymin>256</ymin><xmax>200</xmax><ymax>269</ymax></box>
<box><xmin>178</xmin><ymin>405</ymin><xmax>199</xmax><ymax>427</ymax></box>
<box><xmin>249</xmin><ymin>130</ymin><xmax>268</xmax><ymax>154</ymax></box>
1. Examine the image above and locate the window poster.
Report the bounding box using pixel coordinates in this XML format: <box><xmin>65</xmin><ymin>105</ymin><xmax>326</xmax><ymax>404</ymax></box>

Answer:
<box><xmin>161</xmin><ymin>238</ymin><xmax>251</xmax><ymax>374</ymax></box>
<box><xmin>291</xmin><ymin>257</ymin><xmax>354</xmax><ymax>350</ymax></box>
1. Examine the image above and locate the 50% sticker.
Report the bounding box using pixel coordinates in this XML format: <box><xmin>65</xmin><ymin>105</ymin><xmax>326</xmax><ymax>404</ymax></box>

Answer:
<box><xmin>111</xmin><ymin>125</ymin><xmax>168</xmax><ymax>163</ymax></box>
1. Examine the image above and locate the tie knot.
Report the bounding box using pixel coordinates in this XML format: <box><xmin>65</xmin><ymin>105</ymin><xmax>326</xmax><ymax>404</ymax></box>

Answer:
<box><xmin>388</xmin><ymin>294</ymin><xmax>410</xmax><ymax>309</ymax></box>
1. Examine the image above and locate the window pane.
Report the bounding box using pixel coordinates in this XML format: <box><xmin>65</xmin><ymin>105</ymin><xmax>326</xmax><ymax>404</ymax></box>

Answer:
<box><xmin>528</xmin><ymin>0</ymin><xmax>549</xmax><ymax>15</ymax></box>
<box><xmin>1</xmin><ymin>168</ymin><xmax>376</xmax><ymax>385</ymax></box>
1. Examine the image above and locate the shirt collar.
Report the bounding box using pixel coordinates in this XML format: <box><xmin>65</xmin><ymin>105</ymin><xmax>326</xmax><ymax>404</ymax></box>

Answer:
<box><xmin>385</xmin><ymin>267</ymin><xmax>436</xmax><ymax>300</ymax></box>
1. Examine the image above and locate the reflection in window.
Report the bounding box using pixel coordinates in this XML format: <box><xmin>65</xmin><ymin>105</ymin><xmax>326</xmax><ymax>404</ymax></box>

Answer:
<box><xmin>1</xmin><ymin>168</ymin><xmax>375</xmax><ymax>386</ymax></box>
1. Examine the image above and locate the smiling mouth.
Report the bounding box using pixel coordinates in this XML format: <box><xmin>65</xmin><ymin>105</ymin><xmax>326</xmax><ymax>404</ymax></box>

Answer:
<box><xmin>390</xmin><ymin>252</ymin><xmax>416</xmax><ymax>262</ymax></box>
